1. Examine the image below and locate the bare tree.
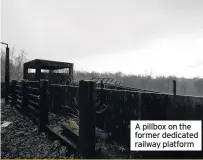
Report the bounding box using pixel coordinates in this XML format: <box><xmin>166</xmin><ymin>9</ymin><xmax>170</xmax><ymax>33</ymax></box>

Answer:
<box><xmin>1</xmin><ymin>47</ymin><xmax>27</xmax><ymax>81</ymax></box>
<box><xmin>14</xmin><ymin>50</ymin><xmax>27</xmax><ymax>80</ymax></box>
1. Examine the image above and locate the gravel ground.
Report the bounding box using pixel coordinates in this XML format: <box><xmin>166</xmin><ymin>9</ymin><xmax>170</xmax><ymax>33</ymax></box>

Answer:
<box><xmin>1</xmin><ymin>99</ymin><xmax>141</xmax><ymax>158</ymax></box>
<box><xmin>1</xmin><ymin>99</ymin><xmax>79</xmax><ymax>158</ymax></box>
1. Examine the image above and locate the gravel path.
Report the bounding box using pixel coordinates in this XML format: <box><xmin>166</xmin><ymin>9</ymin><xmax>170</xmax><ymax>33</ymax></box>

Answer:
<box><xmin>1</xmin><ymin>99</ymin><xmax>78</xmax><ymax>158</ymax></box>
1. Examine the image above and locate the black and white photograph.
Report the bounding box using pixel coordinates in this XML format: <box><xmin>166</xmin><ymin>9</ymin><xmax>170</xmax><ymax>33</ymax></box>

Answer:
<box><xmin>1</xmin><ymin>0</ymin><xmax>203</xmax><ymax>159</ymax></box>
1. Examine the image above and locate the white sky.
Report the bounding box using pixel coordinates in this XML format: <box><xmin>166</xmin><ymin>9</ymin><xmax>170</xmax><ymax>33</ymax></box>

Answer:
<box><xmin>1</xmin><ymin>0</ymin><xmax>203</xmax><ymax>78</ymax></box>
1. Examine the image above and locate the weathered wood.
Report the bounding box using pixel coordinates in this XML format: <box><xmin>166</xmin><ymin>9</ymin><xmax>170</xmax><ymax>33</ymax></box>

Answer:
<box><xmin>11</xmin><ymin>80</ymin><xmax>17</xmax><ymax>106</ymax></box>
<box><xmin>70</xmin><ymin>86</ymin><xmax>79</xmax><ymax>109</ymax></box>
<box><xmin>27</xmin><ymin>81</ymin><xmax>40</xmax><ymax>88</ymax></box>
<box><xmin>27</xmin><ymin>111</ymin><xmax>40</xmax><ymax>126</ymax></box>
<box><xmin>28</xmin><ymin>105</ymin><xmax>40</xmax><ymax>117</ymax></box>
<box><xmin>79</xmin><ymin>80</ymin><xmax>96</xmax><ymax>158</ymax></box>
<box><xmin>1</xmin><ymin>82</ymin><xmax>5</xmax><ymax>98</ymax></box>
<box><xmin>52</xmin><ymin>85</ymin><xmax>64</xmax><ymax>114</ymax></box>
<box><xmin>100</xmin><ymin>81</ymin><xmax>105</xmax><ymax>108</ymax></box>
<box><xmin>45</xmin><ymin>125</ymin><xmax>77</xmax><ymax>151</ymax></box>
<box><xmin>61</xmin><ymin>122</ymin><xmax>79</xmax><ymax>145</ymax></box>
<box><xmin>16</xmin><ymin>99</ymin><xmax>23</xmax><ymax>105</ymax></box>
<box><xmin>16</xmin><ymin>89</ymin><xmax>22</xmax><ymax>96</ymax></box>
<box><xmin>16</xmin><ymin>103</ymin><xmax>22</xmax><ymax>110</ymax></box>
<box><xmin>39</xmin><ymin>79</ymin><xmax>49</xmax><ymax>132</ymax></box>
<box><xmin>138</xmin><ymin>92</ymin><xmax>142</xmax><ymax>120</ymax></box>
<box><xmin>23</xmin><ymin>63</ymin><xmax>28</xmax><ymax>79</ymax></box>
<box><xmin>36</xmin><ymin>65</ymin><xmax>41</xmax><ymax>81</ymax></box>
<box><xmin>22</xmin><ymin>80</ymin><xmax>28</xmax><ymax>111</ymax></box>
<box><xmin>61</xmin><ymin>122</ymin><xmax>109</xmax><ymax>146</ymax></box>
<box><xmin>28</xmin><ymin>94</ymin><xmax>40</xmax><ymax>102</ymax></box>
<box><xmin>173</xmin><ymin>80</ymin><xmax>176</xmax><ymax>96</ymax></box>
<box><xmin>141</xmin><ymin>92</ymin><xmax>167</xmax><ymax>120</ymax></box>
<box><xmin>8</xmin><ymin>95</ymin><xmax>12</xmax><ymax>100</ymax></box>
<box><xmin>28</xmin><ymin>100</ymin><xmax>39</xmax><ymax>109</ymax></box>
<box><xmin>27</xmin><ymin>87</ymin><xmax>39</xmax><ymax>95</ymax></box>
<box><xmin>16</xmin><ymin>95</ymin><xmax>23</xmax><ymax>100</ymax></box>
<box><xmin>27</xmin><ymin>81</ymin><xmax>39</xmax><ymax>84</ymax></box>
<box><xmin>51</xmin><ymin>85</ymin><xmax>77</xmax><ymax>112</ymax></box>
<box><xmin>49</xmin><ymin>84</ymin><xmax>55</xmax><ymax>112</ymax></box>
<box><xmin>16</xmin><ymin>85</ymin><xmax>22</xmax><ymax>89</ymax></box>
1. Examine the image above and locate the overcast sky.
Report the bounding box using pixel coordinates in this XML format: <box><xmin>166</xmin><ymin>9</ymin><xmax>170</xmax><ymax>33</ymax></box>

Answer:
<box><xmin>1</xmin><ymin>0</ymin><xmax>203</xmax><ymax>78</ymax></box>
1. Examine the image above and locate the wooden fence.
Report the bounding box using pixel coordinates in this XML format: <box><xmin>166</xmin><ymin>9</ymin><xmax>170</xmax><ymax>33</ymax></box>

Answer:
<box><xmin>4</xmin><ymin>79</ymin><xmax>203</xmax><ymax>158</ymax></box>
<box><xmin>49</xmin><ymin>84</ymin><xmax>79</xmax><ymax>114</ymax></box>
<box><xmin>7</xmin><ymin>80</ymin><xmax>49</xmax><ymax>131</ymax></box>
<box><xmin>6</xmin><ymin>79</ymin><xmax>97</xmax><ymax>158</ymax></box>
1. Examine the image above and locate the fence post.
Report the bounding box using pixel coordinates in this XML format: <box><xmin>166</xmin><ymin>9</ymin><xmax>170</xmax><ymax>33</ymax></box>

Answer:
<box><xmin>79</xmin><ymin>80</ymin><xmax>96</xmax><ymax>158</ymax></box>
<box><xmin>100</xmin><ymin>80</ymin><xmax>106</xmax><ymax>131</ymax></box>
<box><xmin>22</xmin><ymin>80</ymin><xmax>28</xmax><ymax>111</ymax></box>
<box><xmin>138</xmin><ymin>92</ymin><xmax>142</xmax><ymax>120</ymax></box>
<box><xmin>39</xmin><ymin>79</ymin><xmax>49</xmax><ymax>132</ymax></box>
<box><xmin>11</xmin><ymin>80</ymin><xmax>17</xmax><ymax>106</ymax></box>
<box><xmin>173</xmin><ymin>80</ymin><xmax>176</xmax><ymax>96</ymax></box>
<box><xmin>5</xmin><ymin>46</ymin><xmax>10</xmax><ymax>103</ymax></box>
<box><xmin>100</xmin><ymin>80</ymin><xmax>105</xmax><ymax>106</ymax></box>
<box><xmin>1</xmin><ymin>82</ymin><xmax>5</xmax><ymax>98</ymax></box>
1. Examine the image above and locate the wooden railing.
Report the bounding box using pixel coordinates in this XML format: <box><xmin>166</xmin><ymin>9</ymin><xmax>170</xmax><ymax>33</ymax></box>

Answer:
<box><xmin>6</xmin><ymin>79</ymin><xmax>97</xmax><ymax>158</ymax></box>
<box><xmin>4</xmin><ymin>79</ymin><xmax>203</xmax><ymax>158</ymax></box>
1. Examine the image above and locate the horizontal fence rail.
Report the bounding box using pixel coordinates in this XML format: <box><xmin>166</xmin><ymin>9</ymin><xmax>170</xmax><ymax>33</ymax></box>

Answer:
<box><xmin>9</xmin><ymin>80</ymin><xmax>49</xmax><ymax>132</ymax></box>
